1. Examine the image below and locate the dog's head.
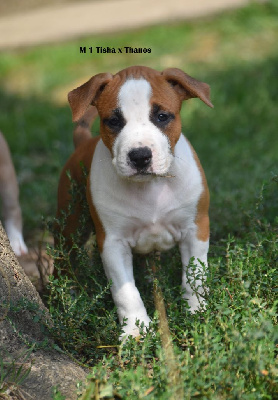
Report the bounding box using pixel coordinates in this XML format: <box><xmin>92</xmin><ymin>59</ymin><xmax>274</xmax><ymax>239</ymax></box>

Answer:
<box><xmin>68</xmin><ymin>66</ymin><xmax>213</xmax><ymax>181</ymax></box>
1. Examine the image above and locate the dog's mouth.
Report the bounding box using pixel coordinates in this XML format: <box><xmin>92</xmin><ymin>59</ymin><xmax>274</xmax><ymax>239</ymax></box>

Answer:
<box><xmin>127</xmin><ymin>171</ymin><xmax>175</xmax><ymax>180</ymax></box>
<box><xmin>112</xmin><ymin>150</ymin><xmax>174</xmax><ymax>181</ymax></box>
<box><xmin>137</xmin><ymin>171</ymin><xmax>175</xmax><ymax>178</ymax></box>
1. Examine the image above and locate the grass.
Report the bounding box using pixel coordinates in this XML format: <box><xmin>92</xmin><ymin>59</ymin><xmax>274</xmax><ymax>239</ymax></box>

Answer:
<box><xmin>49</xmin><ymin>181</ymin><xmax>277</xmax><ymax>399</ymax></box>
<box><xmin>0</xmin><ymin>1</ymin><xmax>277</xmax><ymax>399</ymax></box>
<box><xmin>0</xmin><ymin>348</ymin><xmax>33</xmax><ymax>399</ymax></box>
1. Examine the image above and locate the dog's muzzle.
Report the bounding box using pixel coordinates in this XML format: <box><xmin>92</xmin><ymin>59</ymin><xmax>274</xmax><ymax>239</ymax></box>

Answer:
<box><xmin>128</xmin><ymin>146</ymin><xmax>152</xmax><ymax>172</ymax></box>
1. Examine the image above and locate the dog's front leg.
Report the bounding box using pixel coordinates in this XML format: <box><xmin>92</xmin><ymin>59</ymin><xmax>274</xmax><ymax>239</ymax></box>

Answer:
<box><xmin>179</xmin><ymin>232</ymin><xmax>209</xmax><ymax>313</ymax></box>
<box><xmin>101</xmin><ymin>238</ymin><xmax>151</xmax><ymax>339</ymax></box>
<box><xmin>0</xmin><ymin>133</ymin><xmax>28</xmax><ymax>256</ymax></box>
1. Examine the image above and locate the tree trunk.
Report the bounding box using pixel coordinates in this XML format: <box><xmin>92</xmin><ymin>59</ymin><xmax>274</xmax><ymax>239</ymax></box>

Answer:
<box><xmin>0</xmin><ymin>222</ymin><xmax>87</xmax><ymax>399</ymax></box>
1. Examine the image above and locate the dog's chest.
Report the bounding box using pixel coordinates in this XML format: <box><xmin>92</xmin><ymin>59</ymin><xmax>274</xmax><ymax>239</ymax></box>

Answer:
<box><xmin>89</xmin><ymin>137</ymin><xmax>203</xmax><ymax>253</ymax></box>
<box><xmin>120</xmin><ymin>181</ymin><xmax>188</xmax><ymax>253</ymax></box>
<box><xmin>99</xmin><ymin>176</ymin><xmax>194</xmax><ymax>253</ymax></box>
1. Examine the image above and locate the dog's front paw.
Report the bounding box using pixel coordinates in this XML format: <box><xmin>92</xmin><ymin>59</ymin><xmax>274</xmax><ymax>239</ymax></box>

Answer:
<box><xmin>185</xmin><ymin>293</ymin><xmax>207</xmax><ymax>313</ymax></box>
<box><xmin>119</xmin><ymin>315</ymin><xmax>151</xmax><ymax>342</ymax></box>
<box><xmin>7</xmin><ymin>228</ymin><xmax>28</xmax><ymax>257</ymax></box>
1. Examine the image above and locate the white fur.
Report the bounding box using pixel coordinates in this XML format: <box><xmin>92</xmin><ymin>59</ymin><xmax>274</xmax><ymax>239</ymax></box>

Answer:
<box><xmin>5</xmin><ymin>221</ymin><xmax>28</xmax><ymax>256</ymax></box>
<box><xmin>90</xmin><ymin>134</ymin><xmax>208</xmax><ymax>338</ymax></box>
<box><xmin>112</xmin><ymin>79</ymin><xmax>173</xmax><ymax>180</ymax></box>
<box><xmin>0</xmin><ymin>131</ymin><xmax>28</xmax><ymax>257</ymax></box>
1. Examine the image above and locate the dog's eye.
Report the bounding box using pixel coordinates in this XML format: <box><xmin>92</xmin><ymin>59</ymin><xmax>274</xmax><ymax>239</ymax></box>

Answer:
<box><xmin>108</xmin><ymin>117</ymin><xmax>121</xmax><ymax>127</ymax></box>
<box><xmin>157</xmin><ymin>113</ymin><xmax>169</xmax><ymax>122</ymax></box>
<box><xmin>150</xmin><ymin>104</ymin><xmax>174</xmax><ymax>128</ymax></box>
<box><xmin>103</xmin><ymin>109</ymin><xmax>125</xmax><ymax>132</ymax></box>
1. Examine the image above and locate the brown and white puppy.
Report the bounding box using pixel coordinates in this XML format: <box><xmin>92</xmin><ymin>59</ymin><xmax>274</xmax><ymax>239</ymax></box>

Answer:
<box><xmin>57</xmin><ymin>66</ymin><xmax>213</xmax><ymax>339</ymax></box>
<box><xmin>0</xmin><ymin>132</ymin><xmax>28</xmax><ymax>256</ymax></box>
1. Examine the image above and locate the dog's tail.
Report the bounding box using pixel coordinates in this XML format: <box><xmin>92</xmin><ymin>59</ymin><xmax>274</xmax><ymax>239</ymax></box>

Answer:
<box><xmin>73</xmin><ymin>106</ymin><xmax>99</xmax><ymax>148</ymax></box>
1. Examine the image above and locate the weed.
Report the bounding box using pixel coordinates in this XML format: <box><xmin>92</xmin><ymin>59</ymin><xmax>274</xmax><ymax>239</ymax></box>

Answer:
<box><xmin>52</xmin><ymin>387</ymin><xmax>66</xmax><ymax>400</ymax></box>
<box><xmin>48</xmin><ymin>171</ymin><xmax>119</xmax><ymax>362</ymax></box>
<box><xmin>0</xmin><ymin>348</ymin><xmax>33</xmax><ymax>400</ymax></box>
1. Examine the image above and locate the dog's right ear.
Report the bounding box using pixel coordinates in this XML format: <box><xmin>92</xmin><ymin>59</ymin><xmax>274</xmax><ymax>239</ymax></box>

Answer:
<box><xmin>68</xmin><ymin>73</ymin><xmax>113</xmax><ymax>122</ymax></box>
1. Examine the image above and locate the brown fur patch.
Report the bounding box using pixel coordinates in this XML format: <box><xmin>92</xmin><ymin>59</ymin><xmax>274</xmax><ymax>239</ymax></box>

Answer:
<box><xmin>56</xmin><ymin>136</ymin><xmax>105</xmax><ymax>249</ymax></box>
<box><xmin>186</xmin><ymin>139</ymin><xmax>210</xmax><ymax>242</ymax></box>
<box><xmin>149</xmin><ymin>75</ymin><xmax>183</xmax><ymax>151</ymax></box>
<box><xmin>95</xmin><ymin>74</ymin><xmax>122</xmax><ymax>153</ymax></box>
<box><xmin>86</xmin><ymin>179</ymin><xmax>105</xmax><ymax>253</ymax></box>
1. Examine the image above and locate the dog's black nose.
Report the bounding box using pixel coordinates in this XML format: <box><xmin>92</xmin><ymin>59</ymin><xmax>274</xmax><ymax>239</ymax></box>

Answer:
<box><xmin>128</xmin><ymin>146</ymin><xmax>152</xmax><ymax>170</ymax></box>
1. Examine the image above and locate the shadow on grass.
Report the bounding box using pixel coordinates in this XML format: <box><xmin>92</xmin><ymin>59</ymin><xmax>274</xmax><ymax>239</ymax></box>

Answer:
<box><xmin>0</xmin><ymin>89</ymin><xmax>99</xmax><ymax>236</ymax></box>
<box><xmin>186</xmin><ymin>55</ymin><xmax>278</xmax><ymax>240</ymax></box>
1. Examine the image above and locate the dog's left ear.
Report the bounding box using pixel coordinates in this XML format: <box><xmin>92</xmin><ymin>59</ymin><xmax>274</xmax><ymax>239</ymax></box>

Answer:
<box><xmin>162</xmin><ymin>68</ymin><xmax>213</xmax><ymax>108</ymax></box>
<box><xmin>68</xmin><ymin>73</ymin><xmax>113</xmax><ymax>122</ymax></box>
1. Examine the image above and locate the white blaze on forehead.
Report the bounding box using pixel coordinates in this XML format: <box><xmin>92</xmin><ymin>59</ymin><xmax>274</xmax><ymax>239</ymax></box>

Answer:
<box><xmin>118</xmin><ymin>78</ymin><xmax>152</xmax><ymax>121</ymax></box>
<box><xmin>112</xmin><ymin>77</ymin><xmax>173</xmax><ymax>179</ymax></box>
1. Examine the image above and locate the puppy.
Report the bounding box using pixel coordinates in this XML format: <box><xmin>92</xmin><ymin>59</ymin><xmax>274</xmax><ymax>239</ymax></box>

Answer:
<box><xmin>57</xmin><ymin>66</ymin><xmax>213</xmax><ymax>338</ymax></box>
<box><xmin>0</xmin><ymin>132</ymin><xmax>28</xmax><ymax>256</ymax></box>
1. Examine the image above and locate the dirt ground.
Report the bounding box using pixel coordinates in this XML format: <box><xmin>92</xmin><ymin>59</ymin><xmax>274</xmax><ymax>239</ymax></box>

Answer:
<box><xmin>0</xmin><ymin>0</ymin><xmax>251</xmax><ymax>50</ymax></box>
<box><xmin>17</xmin><ymin>246</ymin><xmax>54</xmax><ymax>291</ymax></box>
<box><xmin>0</xmin><ymin>0</ymin><xmax>83</xmax><ymax>17</ymax></box>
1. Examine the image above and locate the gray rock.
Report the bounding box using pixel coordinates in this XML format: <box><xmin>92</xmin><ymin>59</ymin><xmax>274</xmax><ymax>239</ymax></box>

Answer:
<box><xmin>0</xmin><ymin>222</ymin><xmax>88</xmax><ymax>400</ymax></box>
